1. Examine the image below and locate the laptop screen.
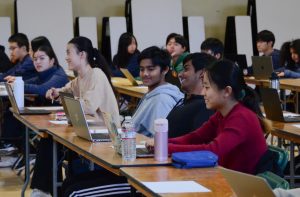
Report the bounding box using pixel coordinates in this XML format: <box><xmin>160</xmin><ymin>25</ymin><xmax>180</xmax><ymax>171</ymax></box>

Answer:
<box><xmin>5</xmin><ymin>83</ymin><xmax>20</xmax><ymax>114</ymax></box>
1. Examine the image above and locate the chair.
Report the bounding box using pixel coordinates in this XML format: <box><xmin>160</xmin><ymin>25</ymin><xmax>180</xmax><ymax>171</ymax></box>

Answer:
<box><xmin>256</xmin><ymin>145</ymin><xmax>290</xmax><ymax>189</ymax></box>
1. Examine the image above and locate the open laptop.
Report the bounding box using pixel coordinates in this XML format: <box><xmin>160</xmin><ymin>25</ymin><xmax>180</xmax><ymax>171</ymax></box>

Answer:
<box><xmin>252</xmin><ymin>56</ymin><xmax>274</xmax><ymax>80</ymax></box>
<box><xmin>220</xmin><ymin>167</ymin><xmax>275</xmax><ymax>197</ymax></box>
<box><xmin>5</xmin><ymin>83</ymin><xmax>51</xmax><ymax>115</ymax></box>
<box><xmin>260</xmin><ymin>87</ymin><xmax>300</xmax><ymax>122</ymax></box>
<box><xmin>59</xmin><ymin>92</ymin><xmax>74</xmax><ymax>125</ymax></box>
<box><xmin>63</xmin><ymin>96</ymin><xmax>111</xmax><ymax>142</ymax></box>
<box><xmin>120</xmin><ymin>68</ymin><xmax>143</xmax><ymax>86</ymax></box>
<box><xmin>224</xmin><ymin>54</ymin><xmax>248</xmax><ymax>75</ymax></box>
<box><xmin>101</xmin><ymin>112</ymin><xmax>154</xmax><ymax>158</ymax></box>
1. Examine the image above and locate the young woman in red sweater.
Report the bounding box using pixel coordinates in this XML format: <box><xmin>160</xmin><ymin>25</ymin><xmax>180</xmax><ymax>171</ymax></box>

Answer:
<box><xmin>167</xmin><ymin>59</ymin><xmax>270</xmax><ymax>174</ymax></box>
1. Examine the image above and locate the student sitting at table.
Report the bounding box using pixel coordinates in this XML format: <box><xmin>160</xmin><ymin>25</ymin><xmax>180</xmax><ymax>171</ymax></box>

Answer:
<box><xmin>0</xmin><ymin>45</ymin><xmax>13</xmax><ymax>73</ymax></box>
<box><xmin>132</xmin><ymin>46</ymin><xmax>184</xmax><ymax>137</ymax></box>
<box><xmin>0</xmin><ymin>33</ymin><xmax>37</xmax><ymax>82</ymax></box>
<box><xmin>167</xmin><ymin>52</ymin><xmax>215</xmax><ymax>138</ymax></box>
<box><xmin>256</xmin><ymin>30</ymin><xmax>281</xmax><ymax>70</ymax></box>
<box><xmin>6</xmin><ymin>44</ymin><xmax>68</xmax><ymax>105</ymax></box>
<box><xmin>60</xmin><ymin>45</ymin><xmax>183</xmax><ymax>197</ymax></box>
<box><xmin>200</xmin><ymin>37</ymin><xmax>224</xmax><ymax>60</ymax></box>
<box><xmin>277</xmin><ymin>39</ymin><xmax>300</xmax><ymax>78</ymax></box>
<box><xmin>30</xmin><ymin>36</ymin><xmax>120</xmax><ymax>197</ymax></box>
<box><xmin>165</xmin><ymin>33</ymin><xmax>189</xmax><ymax>88</ymax></box>
<box><xmin>164</xmin><ymin>60</ymin><xmax>270</xmax><ymax>174</ymax></box>
<box><xmin>111</xmin><ymin>32</ymin><xmax>140</xmax><ymax>78</ymax></box>
<box><xmin>0</xmin><ymin>40</ymin><xmax>68</xmax><ymax>166</ymax></box>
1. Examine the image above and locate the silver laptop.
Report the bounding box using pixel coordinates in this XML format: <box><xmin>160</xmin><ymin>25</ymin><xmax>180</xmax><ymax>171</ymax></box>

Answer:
<box><xmin>220</xmin><ymin>167</ymin><xmax>275</xmax><ymax>197</ymax></box>
<box><xmin>63</xmin><ymin>96</ymin><xmax>111</xmax><ymax>142</ymax></box>
<box><xmin>59</xmin><ymin>92</ymin><xmax>74</xmax><ymax>125</ymax></box>
<box><xmin>120</xmin><ymin>68</ymin><xmax>143</xmax><ymax>86</ymax></box>
<box><xmin>5</xmin><ymin>83</ymin><xmax>51</xmax><ymax>115</ymax></box>
<box><xmin>260</xmin><ymin>87</ymin><xmax>300</xmax><ymax>122</ymax></box>
<box><xmin>252</xmin><ymin>56</ymin><xmax>274</xmax><ymax>80</ymax></box>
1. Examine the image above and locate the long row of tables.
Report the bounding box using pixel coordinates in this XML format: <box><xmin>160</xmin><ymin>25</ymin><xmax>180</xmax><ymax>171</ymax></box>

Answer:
<box><xmin>14</xmin><ymin>112</ymin><xmax>235</xmax><ymax>197</ymax></box>
<box><xmin>13</xmin><ymin>76</ymin><xmax>300</xmax><ymax>196</ymax></box>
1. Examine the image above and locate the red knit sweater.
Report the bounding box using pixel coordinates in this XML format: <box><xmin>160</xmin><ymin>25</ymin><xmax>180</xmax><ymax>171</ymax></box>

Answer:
<box><xmin>168</xmin><ymin>103</ymin><xmax>267</xmax><ymax>174</ymax></box>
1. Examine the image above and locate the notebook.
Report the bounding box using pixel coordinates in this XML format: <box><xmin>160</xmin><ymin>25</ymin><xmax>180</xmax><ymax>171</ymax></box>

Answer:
<box><xmin>120</xmin><ymin>68</ymin><xmax>143</xmax><ymax>86</ymax></box>
<box><xmin>220</xmin><ymin>167</ymin><xmax>275</xmax><ymax>197</ymax></box>
<box><xmin>260</xmin><ymin>87</ymin><xmax>300</xmax><ymax>122</ymax></box>
<box><xmin>252</xmin><ymin>56</ymin><xmax>274</xmax><ymax>80</ymax></box>
<box><xmin>224</xmin><ymin>54</ymin><xmax>248</xmax><ymax>75</ymax></box>
<box><xmin>101</xmin><ymin>113</ymin><xmax>153</xmax><ymax>158</ymax></box>
<box><xmin>5</xmin><ymin>83</ymin><xmax>51</xmax><ymax>115</ymax></box>
<box><xmin>63</xmin><ymin>96</ymin><xmax>111</xmax><ymax>142</ymax></box>
<box><xmin>59</xmin><ymin>92</ymin><xmax>74</xmax><ymax>125</ymax></box>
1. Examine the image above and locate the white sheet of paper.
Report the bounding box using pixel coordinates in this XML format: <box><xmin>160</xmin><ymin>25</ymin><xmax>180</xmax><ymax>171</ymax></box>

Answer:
<box><xmin>90</xmin><ymin>129</ymin><xmax>109</xmax><ymax>134</ymax></box>
<box><xmin>49</xmin><ymin>120</ymin><xmax>68</xmax><ymax>125</ymax></box>
<box><xmin>136</xmin><ymin>144</ymin><xmax>146</xmax><ymax>149</ymax></box>
<box><xmin>27</xmin><ymin>106</ymin><xmax>63</xmax><ymax>111</ymax></box>
<box><xmin>293</xmin><ymin>124</ymin><xmax>300</xmax><ymax>129</ymax></box>
<box><xmin>141</xmin><ymin>181</ymin><xmax>211</xmax><ymax>193</ymax></box>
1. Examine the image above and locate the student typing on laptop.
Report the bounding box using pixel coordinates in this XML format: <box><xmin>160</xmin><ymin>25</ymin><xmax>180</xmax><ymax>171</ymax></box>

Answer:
<box><xmin>60</xmin><ymin>46</ymin><xmax>184</xmax><ymax>196</ymax></box>
<box><xmin>277</xmin><ymin>39</ymin><xmax>300</xmax><ymax>78</ymax></box>
<box><xmin>30</xmin><ymin>36</ymin><xmax>120</xmax><ymax>197</ymax></box>
<box><xmin>0</xmin><ymin>38</ymin><xmax>68</xmax><ymax>167</ymax></box>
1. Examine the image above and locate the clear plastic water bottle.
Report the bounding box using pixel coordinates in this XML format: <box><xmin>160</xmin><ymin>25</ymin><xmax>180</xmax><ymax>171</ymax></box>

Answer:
<box><xmin>121</xmin><ymin>116</ymin><xmax>136</xmax><ymax>161</ymax></box>
<box><xmin>13</xmin><ymin>76</ymin><xmax>24</xmax><ymax>108</ymax></box>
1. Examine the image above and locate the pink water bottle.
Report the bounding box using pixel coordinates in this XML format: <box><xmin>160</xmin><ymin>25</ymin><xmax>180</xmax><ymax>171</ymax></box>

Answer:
<box><xmin>154</xmin><ymin>118</ymin><xmax>168</xmax><ymax>162</ymax></box>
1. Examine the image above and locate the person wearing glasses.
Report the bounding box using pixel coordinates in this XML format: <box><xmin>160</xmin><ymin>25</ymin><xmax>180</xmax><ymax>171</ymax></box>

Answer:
<box><xmin>0</xmin><ymin>33</ymin><xmax>37</xmax><ymax>82</ymax></box>
<box><xmin>167</xmin><ymin>52</ymin><xmax>216</xmax><ymax>138</ymax></box>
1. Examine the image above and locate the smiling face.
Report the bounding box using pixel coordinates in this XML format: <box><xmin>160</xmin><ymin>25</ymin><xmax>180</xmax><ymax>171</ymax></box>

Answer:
<box><xmin>178</xmin><ymin>60</ymin><xmax>203</xmax><ymax>93</ymax></box>
<box><xmin>202</xmin><ymin>72</ymin><xmax>227</xmax><ymax>110</ymax></box>
<box><xmin>33</xmin><ymin>50</ymin><xmax>54</xmax><ymax>72</ymax></box>
<box><xmin>139</xmin><ymin>58</ymin><xmax>167</xmax><ymax>91</ymax></box>
<box><xmin>65</xmin><ymin>43</ymin><xmax>82</xmax><ymax>71</ymax></box>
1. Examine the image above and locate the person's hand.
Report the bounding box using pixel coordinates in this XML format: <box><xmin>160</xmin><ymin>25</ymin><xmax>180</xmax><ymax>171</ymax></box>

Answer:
<box><xmin>46</xmin><ymin>88</ymin><xmax>59</xmax><ymax>100</ymax></box>
<box><xmin>145</xmin><ymin>138</ymin><xmax>154</xmax><ymax>153</ymax></box>
<box><xmin>4</xmin><ymin>76</ymin><xmax>16</xmax><ymax>83</ymax></box>
<box><xmin>277</xmin><ymin>72</ymin><xmax>285</xmax><ymax>77</ymax></box>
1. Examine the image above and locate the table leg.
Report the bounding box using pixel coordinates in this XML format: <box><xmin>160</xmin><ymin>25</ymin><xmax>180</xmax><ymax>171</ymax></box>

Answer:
<box><xmin>21</xmin><ymin>127</ymin><xmax>29</xmax><ymax>197</ymax></box>
<box><xmin>53</xmin><ymin>139</ymin><xmax>57</xmax><ymax>197</ymax></box>
<box><xmin>296</xmin><ymin>92</ymin><xmax>299</xmax><ymax>114</ymax></box>
<box><xmin>290</xmin><ymin>142</ymin><xmax>295</xmax><ymax>188</ymax></box>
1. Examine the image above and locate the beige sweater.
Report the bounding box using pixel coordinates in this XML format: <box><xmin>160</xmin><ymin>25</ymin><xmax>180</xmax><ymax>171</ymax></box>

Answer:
<box><xmin>60</xmin><ymin>67</ymin><xmax>120</xmax><ymax>126</ymax></box>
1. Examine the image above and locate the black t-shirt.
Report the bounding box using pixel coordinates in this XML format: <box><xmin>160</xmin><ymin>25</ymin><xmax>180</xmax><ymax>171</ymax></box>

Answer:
<box><xmin>167</xmin><ymin>94</ymin><xmax>214</xmax><ymax>138</ymax></box>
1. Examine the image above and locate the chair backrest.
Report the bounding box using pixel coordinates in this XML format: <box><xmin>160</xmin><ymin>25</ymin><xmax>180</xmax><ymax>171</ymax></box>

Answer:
<box><xmin>268</xmin><ymin>145</ymin><xmax>289</xmax><ymax>172</ymax></box>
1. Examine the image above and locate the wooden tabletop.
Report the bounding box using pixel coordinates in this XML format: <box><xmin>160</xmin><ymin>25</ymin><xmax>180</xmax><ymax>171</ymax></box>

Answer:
<box><xmin>46</xmin><ymin>126</ymin><xmax>171</xmax><ymax>175</ymax></box>
<box><xmin>271</xmin><ymin>121</ymin><xmax>300</xmax><ymax>144</ymax></box>
<box><xmin>245</xmin><ymin>76</ymin><xmax>300</xmax><ymax>92</ymax></box>
<box><xmin>112</xmin><ymin>77</ymin><xmax>148</xmax><ymax>98</ymax></box>
<box><xmin>121</xmin><ymin>166</ymin><xmax>235</xmax><ymax>197</ymax></box>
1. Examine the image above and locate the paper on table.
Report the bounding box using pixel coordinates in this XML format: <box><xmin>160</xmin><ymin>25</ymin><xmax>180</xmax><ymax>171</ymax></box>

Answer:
<box><xmin>293</xmin><ymin>124</ymin><xmax>300</xmax><ymax>129</ymax></box>
<box><xmin>49</xmin><ymin>120</ymin><xmax>68</xmax><ymax>125</ymax></box>
<box><xmin>27</xmin><ymin>106</ymin><xmax>64</xmax><ymax>111</ymax></box>
<box><xmin>142</xmin><ymin>181</ymin><xmax>211</xmax><ymax>193</ymax></box>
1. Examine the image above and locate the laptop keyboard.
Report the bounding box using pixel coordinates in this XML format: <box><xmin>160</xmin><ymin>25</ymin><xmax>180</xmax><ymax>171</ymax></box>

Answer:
<box><xmin>136</xmin><ymin>148</ymin><xmax>153</xmax><ymax>157</ymax></box>
<box><xmin>90</xmin><ymin>133</ymin><xmax>110</xmax><ymax>140</ymax></box>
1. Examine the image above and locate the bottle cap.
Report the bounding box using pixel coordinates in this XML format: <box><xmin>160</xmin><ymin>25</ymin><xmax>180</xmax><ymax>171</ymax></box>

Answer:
<box><xmin>124</xmin><ymin>116</ymin><xmax>132</xmax><ymax>120</ymax></box>
<box><xmin>154</xmin><ymin>118</ymin><xmax>168</xmax><ymax>132</ymax></box>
